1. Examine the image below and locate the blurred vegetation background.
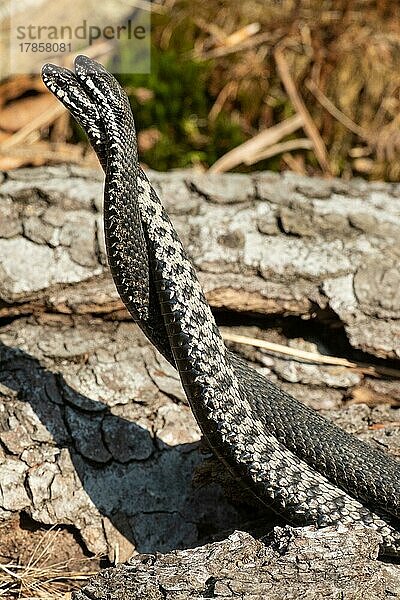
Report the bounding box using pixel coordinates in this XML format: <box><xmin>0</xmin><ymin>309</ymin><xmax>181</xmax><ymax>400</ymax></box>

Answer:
<box><xmin>2</xmin><ymin>0</ymin><xmax>400</xmax><ymax>179</ymax></box>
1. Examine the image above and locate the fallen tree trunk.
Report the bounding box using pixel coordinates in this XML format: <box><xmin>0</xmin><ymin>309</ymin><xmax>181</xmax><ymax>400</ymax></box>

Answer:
<box><xmin>0</xmin><ymin>166</ymin><xmax>399</xmax><ymax>596</ymax></box>
<box><xmin>1</xmin><ymin>165</ymin><xmax>399</xmax><ymax>360</ymax></box>
<box><xmin>73</xmin><ymin>526</ymin><xmax>400</xmax><ymax>600</ymax></box>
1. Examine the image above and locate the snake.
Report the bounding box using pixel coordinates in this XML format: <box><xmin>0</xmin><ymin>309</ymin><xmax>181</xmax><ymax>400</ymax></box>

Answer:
<box><xmin>41</xmin><ymin>55</ymin><xmax>400</xmax><ymax>557</ymax></box>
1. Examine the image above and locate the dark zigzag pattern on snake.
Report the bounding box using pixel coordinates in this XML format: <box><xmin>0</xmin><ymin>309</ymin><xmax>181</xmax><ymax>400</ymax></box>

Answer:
<box><xmin>41</xmin><ymin>55</ymin><xmax>400</xmax><ymax>556</ymax></box>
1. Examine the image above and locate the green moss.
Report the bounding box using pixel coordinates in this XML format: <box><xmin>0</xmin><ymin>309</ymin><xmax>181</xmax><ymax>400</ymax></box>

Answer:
<box><xmin>114</xmin><ymin>45</ymin><xmax>245</xmax><ymax>170</ymax></box>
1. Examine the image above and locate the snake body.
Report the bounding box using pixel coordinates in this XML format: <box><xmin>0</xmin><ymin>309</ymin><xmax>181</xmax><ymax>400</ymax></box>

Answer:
<box><xmin>42</xmin><ymin>56</ymin><xmax>400</xmax><ymax>556</ymax></box>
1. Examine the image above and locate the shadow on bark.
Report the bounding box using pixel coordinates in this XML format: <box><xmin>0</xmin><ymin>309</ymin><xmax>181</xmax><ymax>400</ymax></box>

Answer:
<box><xmin>0</xmin><ymin>339</ymin><xmax>275</xmax><ymax>556</ymax></box>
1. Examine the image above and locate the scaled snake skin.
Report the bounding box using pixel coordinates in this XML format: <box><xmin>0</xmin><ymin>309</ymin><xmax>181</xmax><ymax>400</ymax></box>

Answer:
<box><xmin>42</xmin><ymin>56</ymin><xmax>400</xmax><ymax>557</ymax></box>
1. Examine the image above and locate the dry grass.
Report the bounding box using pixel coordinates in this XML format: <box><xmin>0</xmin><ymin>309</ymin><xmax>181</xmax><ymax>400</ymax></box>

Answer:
<box><xmin>2</xmin><ymin>1</ymin><xmax>400</xmax><ymax>178</ymax></box>
<box><xmin>157</xmin><ymin>0</ymin><xmax>400</xmax><ymax>179</ymax></box>
<box><xmin>222</xmin><ymin>332</ymin><xmax>400</xmax><ymax>379</ymax></box>
<box><xmin>0</xmin><ymin>527</ymin><xmax>99</xmax><ymax>600</ymax></box>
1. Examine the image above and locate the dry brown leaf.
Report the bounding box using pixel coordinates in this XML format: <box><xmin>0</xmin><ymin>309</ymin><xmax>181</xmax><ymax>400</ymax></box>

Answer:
<box><xmin>0</xmin><ymin>103</ymin><xmax>65</xmax><ymax>151</ymax></box>
<box><xmin>349</xmin><ymin>386</ymin><xmax>400</xmax><ymax>408</ymax></box>
<box><xmin>349</xmin><ymin>387</ymin><xmax>379</xmax><ymax>406</ymax></box>
<box><xmin>0</xmin><ymin>141</ymin><xmax>98</xmax><ymax>170</ymax></box>
<box><xmin>0</xmin><ymin>76</ymin><xmax>45</xmax><ymax>108</ymax></box>
<box><xmin>0</xmin><ymin>94</ymin><xmax>58</xmax><ymax>133</ymax></box>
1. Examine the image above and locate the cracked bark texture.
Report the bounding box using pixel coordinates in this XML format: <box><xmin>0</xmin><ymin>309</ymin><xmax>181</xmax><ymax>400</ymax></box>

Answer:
<box><xmin>1</xmin><ymin>166</ymin><xmax>399</xmax><ymax>359</ymax></box>
<box><xmin>0</xmin><ymin>166</ymin><xmax>399</xmax><ymax>597</ymax></box>
<box><xmin>74</xmin><ymin>527</ymin><xmax>400</xmax><ymax>600</ymax></box>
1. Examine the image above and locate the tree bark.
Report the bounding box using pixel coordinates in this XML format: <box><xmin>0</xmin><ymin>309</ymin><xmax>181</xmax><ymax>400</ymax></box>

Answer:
<box><xmin>73</xmin><ymin>527</ymin><xmax>400</xmax><ymax>600</ymax></box>
<box><xmin>0</xmin><ymin>166</ymin><xmax>399</xmax><ymax>596</ymax></box>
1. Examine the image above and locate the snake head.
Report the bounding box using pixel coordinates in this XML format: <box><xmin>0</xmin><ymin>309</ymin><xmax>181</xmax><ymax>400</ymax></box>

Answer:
<box><xmin>41</xmin><ymin>62</ymin><xmax>108</xmax><ymax>169</ymax></box>
<box><xmin>41</xmin><ymin>56</ymin><xmax>150</xmax><ymax>322</ymax></box>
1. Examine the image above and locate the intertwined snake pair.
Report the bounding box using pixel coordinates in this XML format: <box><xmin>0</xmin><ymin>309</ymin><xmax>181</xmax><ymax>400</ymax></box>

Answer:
<box><xmin>42</xmin><ymin>56</ymin><xmax>400</xmax><ymax>556</ymax></box>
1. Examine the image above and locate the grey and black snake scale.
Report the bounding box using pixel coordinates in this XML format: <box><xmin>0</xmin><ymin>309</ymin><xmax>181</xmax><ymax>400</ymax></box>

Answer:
<box><xmin>41</xmin><ymin>56</ymin><xmax>400</xmax><ymax>556</ymax></box>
